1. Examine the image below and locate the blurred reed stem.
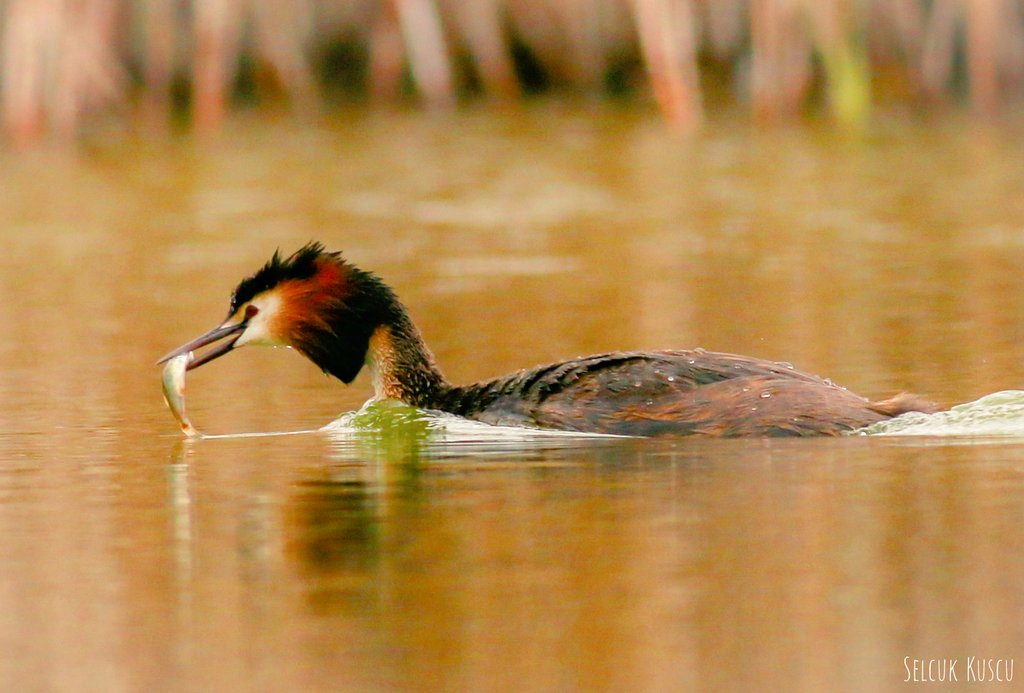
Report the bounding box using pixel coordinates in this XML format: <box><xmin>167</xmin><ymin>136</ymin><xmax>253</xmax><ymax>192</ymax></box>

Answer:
<box><xmin>1</xmin><ymin>0</ymin><xmax>1022</xmax><ymax>144</ymax></box>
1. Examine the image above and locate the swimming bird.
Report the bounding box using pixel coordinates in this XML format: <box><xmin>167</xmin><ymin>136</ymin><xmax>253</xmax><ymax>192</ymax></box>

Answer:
<box><xmin>158</xmin><ymin>242</ymin><xmax>939</xmax><ymax>437</ymax></box>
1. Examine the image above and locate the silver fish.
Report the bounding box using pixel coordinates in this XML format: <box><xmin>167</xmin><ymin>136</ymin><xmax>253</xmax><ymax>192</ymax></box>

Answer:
<box><xmin>161</xmin><ymin>352</ymin><xmax>201</xmax><ymax>438</ymax></box>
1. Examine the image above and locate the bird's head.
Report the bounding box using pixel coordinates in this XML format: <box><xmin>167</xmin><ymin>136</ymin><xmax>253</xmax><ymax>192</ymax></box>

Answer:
<box><xmin>158</xmin><ymin>242</ymin><xmax>396</xmax><ymax>383</ymax></box>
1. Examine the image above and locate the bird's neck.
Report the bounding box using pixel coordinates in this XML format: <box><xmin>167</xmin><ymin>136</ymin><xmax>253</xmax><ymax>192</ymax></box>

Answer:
<box><xmin>365</xmin><ymin>313</ymin><xmax>451</xmax><ymax>407</ymax></box>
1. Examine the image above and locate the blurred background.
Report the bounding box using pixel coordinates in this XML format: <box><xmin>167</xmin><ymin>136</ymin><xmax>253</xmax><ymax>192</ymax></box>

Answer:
<box><xmin>1</xmin><ymin>0</ymin><xmax>1023</xmax><ymax>144</ymax></box>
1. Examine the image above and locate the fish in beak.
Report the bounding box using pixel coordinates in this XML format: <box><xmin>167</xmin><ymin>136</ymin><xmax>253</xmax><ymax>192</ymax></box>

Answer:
<box><xmin>156</xmin><ymin>320</ymin><xmax>247</xmax><ymax>370</ymax></box>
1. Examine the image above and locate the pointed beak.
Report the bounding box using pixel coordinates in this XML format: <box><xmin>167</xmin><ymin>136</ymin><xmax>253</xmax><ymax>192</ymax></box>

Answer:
<box><xmin>156</xmin><ymin>321</ymin><xmax>247</xmax><ymax>370</ymax></box>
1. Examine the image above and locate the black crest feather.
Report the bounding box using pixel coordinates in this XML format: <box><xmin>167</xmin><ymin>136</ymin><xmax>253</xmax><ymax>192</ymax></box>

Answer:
<box><xmin>229</xmin><ymin>242</ymin><xmax>337</xmax><ymax>315</ymax></box>
<box><xmin>224</xmin><ymin>241</ymin><xmax>408</xmax><ymax>386</ymax></box>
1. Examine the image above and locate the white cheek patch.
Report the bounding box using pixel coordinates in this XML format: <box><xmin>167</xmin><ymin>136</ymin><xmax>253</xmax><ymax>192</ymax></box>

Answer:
<box><xmin>235</xmin><ymin>293</ymin><xmax>288</xmax><ymax>347</ymax></box>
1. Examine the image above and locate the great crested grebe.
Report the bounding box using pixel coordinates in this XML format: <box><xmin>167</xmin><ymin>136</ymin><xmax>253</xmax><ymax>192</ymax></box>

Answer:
<box><xmin>158</xmin><ymin>242</ymin><xmax>939</xmax><ymax>437</ymax></box>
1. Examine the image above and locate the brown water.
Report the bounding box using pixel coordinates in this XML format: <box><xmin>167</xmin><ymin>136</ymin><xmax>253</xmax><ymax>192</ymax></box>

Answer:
<box><xmin>2</xmin><ymin>106</ymin><xmax>1024</xmax><ymax>691</ymax></box>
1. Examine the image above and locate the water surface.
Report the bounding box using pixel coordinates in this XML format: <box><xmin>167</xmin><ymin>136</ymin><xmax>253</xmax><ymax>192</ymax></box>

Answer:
<box><xmin>1</xmin><ymin>107</ymin><xmax>1023</xmax><ymax>691</ymax></box>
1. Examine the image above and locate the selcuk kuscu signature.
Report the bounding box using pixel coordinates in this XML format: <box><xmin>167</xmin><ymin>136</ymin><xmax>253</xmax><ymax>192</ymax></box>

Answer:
<box><xmin>904</xmin><ymin>657</ymin><xmax>1014</xmax><ymax>683</ymax></box>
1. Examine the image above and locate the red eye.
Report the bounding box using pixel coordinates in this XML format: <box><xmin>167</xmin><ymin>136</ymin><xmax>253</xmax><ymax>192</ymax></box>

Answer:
<box><xmin>245</xmin><ymin>305</ymin><xmax>259</xmax><ymax>319</ymax></box>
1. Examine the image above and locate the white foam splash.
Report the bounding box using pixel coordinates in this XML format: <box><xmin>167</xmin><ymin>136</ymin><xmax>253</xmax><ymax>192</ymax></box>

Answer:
<box><xmin>858</xmin><ymin>390</ymin><xmax>1024</xmax><ymax>437</ymax></box>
